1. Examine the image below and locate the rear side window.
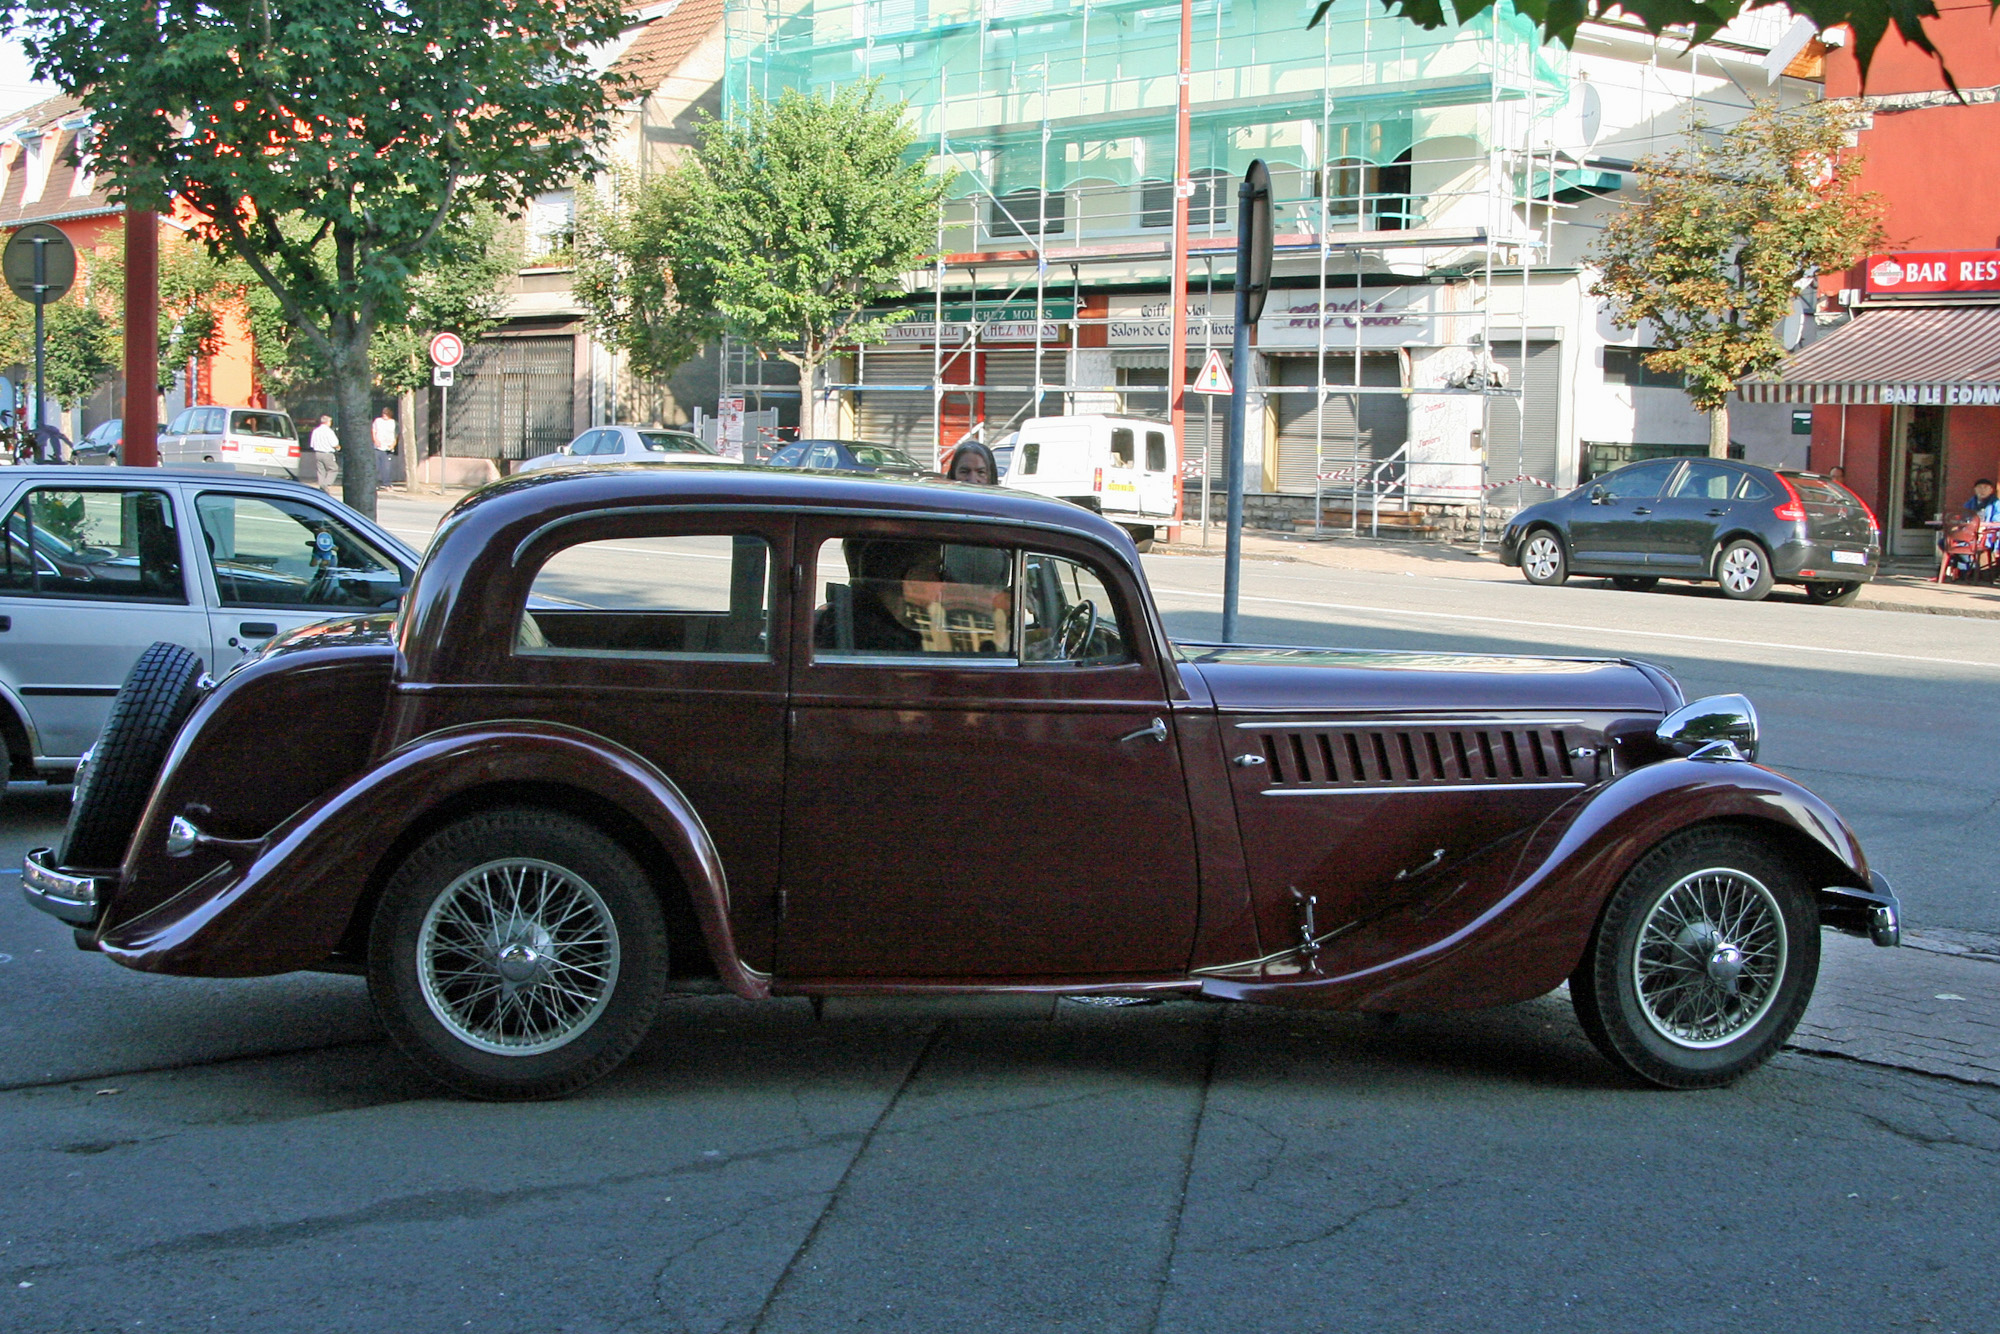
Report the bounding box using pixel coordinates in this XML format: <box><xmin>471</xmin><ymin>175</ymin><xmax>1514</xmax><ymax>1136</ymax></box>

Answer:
<box><xmin>1734</xmin><ymin>474</ymin><xmax>1773</xmax><ymax>501</ymax></box>
<box><xmin>1110</xmin><ymin>428</ymin><xmax>1135</xmax><ymax>467</ymax></box>
<box><xmin>1145</xmin><ymin>431</ymin><xmax>1168</xmax><ymax>472</ymax></box>
<box><xmin>812</xmin><ymin>536</ymin><xmax>1013</xmax><ymax>659</ymax></box>
<box><xmin>638</xmin><ymin>432</ymin><xmax>709</xmax><ymax>454</ymax></box>
<box><xmin>197</xmin><ymin>407</ymin><xmax>227</xmax><ymax>434</ymax></box>
<box><xmin>769</xmin><ymin>445</ymin><xmax>805</xmax><ymax>467</ymax></box>
<box><xmin>1669</xmin><ymin>462</ymin><xmax>1737</xmax><ymax>501</ymax></box>
<box><xmin>522</xmin><ymin>533</ymin><xmax>770</xmax><ymax>659</ymax></box>
<box><xmin>1020</xmin><ymin>441</ymin><xmax>1040</xmax><ymax>475</ymax></box>
<box><xmin>0</xmin><ymin>487</ymin><xmax>185</xmax><ymax>603</ymax></box>
<box><xmin>196</xmin><ymin>493</ymin><xmax>403</xmax><ymax>610</ymax></box>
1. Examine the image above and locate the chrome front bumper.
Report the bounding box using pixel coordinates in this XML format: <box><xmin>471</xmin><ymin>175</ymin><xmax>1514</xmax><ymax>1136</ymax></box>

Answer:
<box><xmin>1818</xmin><ymin>870</ymin><xmax>1901</xmax><ymax>947</ymax></box>
<box><xmin>22</xmin><ymin>847</ymin><xmax>110</xmax><ymax>926</ymax></box>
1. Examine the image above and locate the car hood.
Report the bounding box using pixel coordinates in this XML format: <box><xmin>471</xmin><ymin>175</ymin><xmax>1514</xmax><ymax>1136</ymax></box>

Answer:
<box><xmin>1177</xmin><ymin>643</ymin><xmax>1676</xmax><ymax>715</ymax></box>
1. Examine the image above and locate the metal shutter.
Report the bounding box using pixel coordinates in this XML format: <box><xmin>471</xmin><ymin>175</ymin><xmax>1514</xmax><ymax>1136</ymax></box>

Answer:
<box><xmin>982</xmin><ymin>350</ymin><xmax>1061</xmax><ymax>436</ymax></box>
<box><xmin>1272</xmin><ymin>352</ymin><xmax>1405</xmax><ymax>496</ymax></box>
<box><xmin>1483</xmin><ymin>340</ymin><xmax>1562</xmax><ymax>510</ymax></box>
<box><xmin>1116</xmin><ymin>363</ymin><xmax>1225</xmax><ymax>484</ymax></box>
<box><xmin>854</xmin><ymin>351</ymin><xmax>939</xmax><ymax>455</ymax></box>
<box><xmin>447</xmin><ymin>336</ymin><xmax>575</xmax><ymax>462</ymax></box>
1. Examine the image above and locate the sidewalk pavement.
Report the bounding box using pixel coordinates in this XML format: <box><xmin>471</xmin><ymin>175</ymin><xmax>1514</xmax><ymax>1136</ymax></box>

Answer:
<box><xmin>1793</xmin><ymin>930</ymin><xmax>2000</xmax><ymax>1087</ymax></box>
<box><xmin>1158</xmin><ymin>525</ymin><xmax>2000</xmax><ymax>620</ymax></box>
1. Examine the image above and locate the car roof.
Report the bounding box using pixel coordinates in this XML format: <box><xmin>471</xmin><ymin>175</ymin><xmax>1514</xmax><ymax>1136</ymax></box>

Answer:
<box><xmin>4</xmin><ymin>465</ymin><xmax>311</xmax><ymax>485</ymax></box>
<box><xmin>440</xmin><ymin>462</ymin><xmax>1139</xmax><ymax>558</ymax></box>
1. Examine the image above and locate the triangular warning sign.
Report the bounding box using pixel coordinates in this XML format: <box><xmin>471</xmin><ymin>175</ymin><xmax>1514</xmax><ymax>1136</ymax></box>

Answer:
<box><xmin>1191</xmin><ymin>349</ymin><xmax>1232</xmax><ymax>394</ymax></box>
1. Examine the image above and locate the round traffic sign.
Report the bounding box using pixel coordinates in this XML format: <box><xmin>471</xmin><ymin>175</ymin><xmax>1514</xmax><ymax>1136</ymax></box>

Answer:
<box><xmin>2</xmin><ymin>223</ymin><xmax>75</xmax><ymax>306</ymax></box>
<box><xmin>429</xmin><ymin>331</ymin><xmax>464</xmax><ymax>368</ymax></box>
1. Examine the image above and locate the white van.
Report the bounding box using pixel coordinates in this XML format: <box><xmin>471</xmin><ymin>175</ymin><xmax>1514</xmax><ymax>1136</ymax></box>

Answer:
<box><xmin>159</xmin><ymin>406</ymin><xmax>301</xmax><ymax>478</ymax></box>
<box><xmin>1000</xmin><ymin>415</ymin><xmax>1178</xmax><ymax>549</ymax></box>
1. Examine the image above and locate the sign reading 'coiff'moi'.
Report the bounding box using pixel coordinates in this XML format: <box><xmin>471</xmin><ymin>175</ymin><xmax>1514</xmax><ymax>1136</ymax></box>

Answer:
<box><xmin>1864</xmin><ymin>250</ymin><xmax>2000</xmax><ymax>297</ymax></box>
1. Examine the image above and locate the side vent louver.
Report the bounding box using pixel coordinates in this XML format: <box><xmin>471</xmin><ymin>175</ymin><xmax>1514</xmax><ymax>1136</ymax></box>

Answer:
<box><xmin>1252</xmin><ymin>727</ymin><xmax>1589</xmax><ymax>789</ymax></box>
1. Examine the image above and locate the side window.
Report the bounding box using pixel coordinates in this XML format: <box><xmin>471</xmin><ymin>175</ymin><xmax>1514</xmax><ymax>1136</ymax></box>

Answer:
<box><xmin>1021</xmin><ymin>441</ymin><xmax>1040</xmax><ymax>475</ymax></box>
<box><xmin>522</xmin><ymin>532</ymin><xmax>770</xmax><ymax>659</ymax></box>
<box><xmin>769</xmin><ymin>445</ymin><xmax>805</xmax><ymax>467</ymax></box>
<box><xmin>1734</xmin><ymin>473</ymin><xmax>1773</xmax><ymax>501</ymax></box>
<box><xmin>166</xmin><ymin>409</ymin><xmax>194</xmax><ymax>435</ymax></box>
<box><xmin>0</xmin><ymin>487</ymin><xmax>186</xmax><ymax>602</ymax></box>
<box><xmin>812</xmin><ymin>536</ymin><xmax>1013</xmax><ymax>659</ymax></box>
<box><xmin>1598</xmin><ymin>461</ymin><xmax>1678</xmax><ymax>501</ymax></box>
<box><xmin>1669</xmin><ymin>462</ymin><xmax>1737</xmax><ymax>501</ymax></box>
<box><xmin>199</xmin><ymin>407</ymin><xmax>227</xmax><ymax>434</ymax></box>
<box><xmin>1110</xmin><ymin>428</ymin><xmax>1135</xmax><ymax>467</ymax></box>
<box><xmin>196</xmin><ymin>493</ymin><xmax>403</xmax><ymax>610</ymax></box>
<box><xmin>1145</xmin><ymin>431</ymin><xmax>1168</xmax><ymax>472</ymax></box>
<box><xmin>807</xmin><ymin>445</ymin><xmax>839</xmax><ymax>469</ymax></box>
<box><xmin>1022</xmin><ymin>552</ymin><xmax>1129</xmax><ymax>665</ymax></box>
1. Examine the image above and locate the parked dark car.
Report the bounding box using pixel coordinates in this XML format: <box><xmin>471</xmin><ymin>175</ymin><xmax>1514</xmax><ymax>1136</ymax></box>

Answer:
<box><xmin>1499</xmin><ymin>460</ymin><xmax>1881</xmax><ymax>604</ymax></box>
<box><xmin>73</xmin><ymin>420</ymin><xmax>125</xmax><ymax>465</ymax></box>
<box><xmin>764</xmin><ymin>438</ymin><xmax>928</xmax><ymax>476</ymax></box>
<box><xmin>24</xmin><ymin>467</ymin><xmax>1898</xmax><ymax>1099</ymax></box>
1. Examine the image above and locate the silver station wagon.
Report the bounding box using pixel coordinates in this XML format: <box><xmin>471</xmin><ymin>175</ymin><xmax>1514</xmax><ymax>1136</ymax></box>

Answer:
<box><xmin>0</xmin><ymin>467</ymin><xmax>418</xmax><ymax>783</ymax></box>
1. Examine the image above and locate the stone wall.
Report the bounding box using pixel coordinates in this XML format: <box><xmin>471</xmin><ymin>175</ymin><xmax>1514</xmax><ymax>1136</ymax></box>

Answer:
<box><xmin>1223</xmin><ymin>492</ymin><xmax>1519</xmax><ymax>543</ymax></box>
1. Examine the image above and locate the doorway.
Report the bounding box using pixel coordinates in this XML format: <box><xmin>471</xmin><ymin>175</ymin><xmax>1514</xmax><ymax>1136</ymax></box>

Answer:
<box><xmin>1889</xmin><ymin>404</ymin><xmax>1947</xmax><ymax>557</ymax></box>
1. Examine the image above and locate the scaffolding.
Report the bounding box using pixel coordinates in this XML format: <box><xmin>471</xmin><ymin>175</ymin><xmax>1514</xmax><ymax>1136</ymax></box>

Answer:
<box><xmin>719</xmin><ymin>0</ymin><xmax>1593</xmax><ymax>529</ymax></box>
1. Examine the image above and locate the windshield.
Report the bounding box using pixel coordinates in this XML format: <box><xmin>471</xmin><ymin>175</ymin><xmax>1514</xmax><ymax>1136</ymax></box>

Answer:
<box><xmin>638</xmin><ymin>431</ymin><xmax>713</xmax><ymax>455</ymax></box>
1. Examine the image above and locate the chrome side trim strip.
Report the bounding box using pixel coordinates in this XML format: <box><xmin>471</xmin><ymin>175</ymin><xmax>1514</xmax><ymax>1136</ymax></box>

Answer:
<box><xmin>1260</xmin><ymin>781</ymin><xmax>1587</xmax><ymax>797</ymax></box>
<box><xmin>1234</xmin><ymin>716</ymin><xmax>1586</xmax><ymax>730</ymax></box>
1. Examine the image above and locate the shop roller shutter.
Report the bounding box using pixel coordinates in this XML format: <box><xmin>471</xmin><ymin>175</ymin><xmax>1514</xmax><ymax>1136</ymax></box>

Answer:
<box><xmin>854</xmin><ymin>350</ymin><xmax>941</xmax><ymax>455</ymax></box>
<box><xmin>1483</xmin><ymin>340</ymin><xmax>1562</xmax><ymax>510</ymax></box>
<box><xmin>1272</xmin><ymin>352</ymin><xmax>1405</xmax><ymax>496</ymax></box>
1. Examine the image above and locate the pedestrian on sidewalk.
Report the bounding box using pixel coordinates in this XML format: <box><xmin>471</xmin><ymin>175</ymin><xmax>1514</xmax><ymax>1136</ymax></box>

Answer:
<box><xmin>307</xmin><ymin>415</ymin><xmax>339</xmax><ymax>491</ymax></box>
<box><xmin>371</xmin><ymin>407</ymin><xmax>404</xmax><ymax>487</ymax></box>
<box><xmin>943</xmin><ymin>439</ymin><xmax>998</xmax><ymax>485</ymax></box>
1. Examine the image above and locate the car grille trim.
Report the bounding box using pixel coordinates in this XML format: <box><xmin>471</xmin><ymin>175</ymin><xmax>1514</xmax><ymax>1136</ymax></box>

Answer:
<box><xmin>1243</xmin><ymin>724</ymin><xmax>1592</xmax><ymax>789</ymax></box>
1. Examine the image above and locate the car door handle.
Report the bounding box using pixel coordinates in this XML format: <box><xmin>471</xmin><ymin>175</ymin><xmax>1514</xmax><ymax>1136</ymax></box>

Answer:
<box><xmin>0</xmin><ymin>615</ymin><xmax>10</xmax><ymax>632</ymax></box>
<box><xmin>1706</xmin><ymin>508</ymin><xmax>1728</xmax><ymax>517</ymax></box>
<box><xmin>1118</xmin><ymin>717</ymin><xmax>1168</xmax><ymax>744</ymax></box>
<box><xmin>1631</xmin><ymin>506</ymin><xmax>1651</xmax><ymax>515</ymax></box>
<box><xmin>239</xmin><ymin>621</ymin><xmax>278</xmax><ymax>638</ymax></box>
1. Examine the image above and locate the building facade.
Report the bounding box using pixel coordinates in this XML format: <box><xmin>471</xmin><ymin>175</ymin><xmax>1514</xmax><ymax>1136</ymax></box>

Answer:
<box><xmin>1743</xmin><ymin>6</ymin><xmax>2000</xmax><ymax>559</ymax></box>
<box><xmin>721</xmin><ymin>0</ymin><xmax>1823</xmax><ymax>528</ymax></box>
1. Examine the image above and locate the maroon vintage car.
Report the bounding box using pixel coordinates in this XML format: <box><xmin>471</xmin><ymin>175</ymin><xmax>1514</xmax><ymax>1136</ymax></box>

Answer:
<box><xmin>23</xmin><ymin>466</ymin><xmax>1900</xmax><ymax>1099</ymax></box>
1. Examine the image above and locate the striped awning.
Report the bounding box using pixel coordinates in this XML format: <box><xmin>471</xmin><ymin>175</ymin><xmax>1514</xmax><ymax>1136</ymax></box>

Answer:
<box><xmin>1737</xmin><ymin>305</ymin><xmax>2000</xmax><ymax>405</ymax></box>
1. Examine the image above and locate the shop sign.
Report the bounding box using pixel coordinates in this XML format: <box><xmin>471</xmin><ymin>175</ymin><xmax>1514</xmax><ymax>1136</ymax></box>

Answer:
<box><xmin>1106</xmin><ymin>295</ymin><xmax>1235</xmax><ymax>346</ymax></box>
<box><xmin>1878</xmin><ymin>384</ymin><xmax>2000</xmax><ymax>405</ymax></box>
<box><xmin>1256</xmin><ymin>288</ymin><xmax>1432</xmax><ymax>347</ymax></box>
<box><xmin>1863</xmin><ymin>250</ymin><xmax>2000</xmax><ymax>297</ymax></box>
<box><xmin>872</xmin><ymin>301</ymin><xmax>1074</xmax><ymax>344</ymax></box>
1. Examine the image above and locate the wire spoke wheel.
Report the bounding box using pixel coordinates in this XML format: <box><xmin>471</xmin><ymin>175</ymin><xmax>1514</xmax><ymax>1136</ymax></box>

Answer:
<box><xmin>1632</xmin><ymin>868</ymin><xmax>1787</xmax><ymax>1050</ymax></box>
<box><xmin>416</xmin><ymin>857</ymin><xmax>621</xmax><ymax>1057</ymax></box>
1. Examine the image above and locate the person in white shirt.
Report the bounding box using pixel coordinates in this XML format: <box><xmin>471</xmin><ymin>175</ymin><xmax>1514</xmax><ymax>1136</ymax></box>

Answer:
<box><xmin>307</xmin><ymin>415</ymin><xmax>339</xmax><ymax>490</ymax></box>
<box><xmin>371</xmin><ymin>407</ymin><xmax>403</xmax><ymax>486</ymax></box>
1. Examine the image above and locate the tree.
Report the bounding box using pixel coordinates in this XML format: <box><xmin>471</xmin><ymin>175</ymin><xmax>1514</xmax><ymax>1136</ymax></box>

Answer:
<box><xmin>13</xmin><ymin>0</ymin><xmax>626</xmax><ymax>516</ymax></box>
<box><xmin>1310</xmin><ymin>0</ymin><xmax>1977</xmax><ymax>86</ymax></box>
<box><xmin>93</xmin><ymin>238</ymin><xmax>252</xmax><ymax>394</ymax></box>
<box><xmin>0</xmin><ymin>259</ymin><xmax>117</xmax><ymax>420</ymax></box>
<box><xmin>577</xmin><ymin>84</ymin><xmax>951</xmax><ymax>439</ymax></box>
<box><xmin>1589</xmin><ymin>99</ymin><xmax>1884</xmax><ymax>458</ymax></box>
<box><xmin>244</xmin><ymin>207</ymin><xmax>519</xmax><ymax>399</ymax></box>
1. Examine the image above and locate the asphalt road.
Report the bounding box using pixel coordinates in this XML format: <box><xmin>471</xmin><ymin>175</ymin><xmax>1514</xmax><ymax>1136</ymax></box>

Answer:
<box><xmin>0</xmin><ymin>505</ymin><xmax>1993</xmax><ymax>1332</ymax></box>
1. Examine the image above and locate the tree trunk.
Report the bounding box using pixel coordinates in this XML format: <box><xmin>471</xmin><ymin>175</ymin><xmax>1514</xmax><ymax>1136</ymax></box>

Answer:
<box><xmin>398</xmin><ymin>389</ymin><xmax>418</xmax><ymax>492</ymax></box>
<box><xmin>331</xmin><ymin>339</ymin><xmax>379</xmax><ymax>517</ymax></box>
<box><xmin>1707</xmin><ymin>402</ymin><xmax>1731</xmax><ymax>460</ymax></box>
<box><xmin>804</xmin><ymin>356</ymin><xmax>836</xmax><ymax>440</ymax></box>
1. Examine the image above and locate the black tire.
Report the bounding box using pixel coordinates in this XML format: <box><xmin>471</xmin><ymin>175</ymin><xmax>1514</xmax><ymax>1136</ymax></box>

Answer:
<box><xmin>1571</xmin><ymin>826</ymin><xmax>1819</xmax><ymax>1089</ymax></box>
<box><xmin>1714</xmin><ymin>539</ymin><xmax>1774</xmax><ymax>601</ymax></box>
<box><xmin>58</xmin><ymin>642</ymin><xmax>206</xmax><ymax>869</ymax></box>
<box><xmin>1805</xmin><ymin>581</ymin><xmax>1862</xmax><ymax>607</ymax></box>
<box><xmin>1519</xmin><ymin>528</ymin><xmax>1568</xmax><ymax>586</ymax></box>
<box><xmin>368</xmin><ymin>808</ymin><xmax>669</xmax><ymax>1100</ymax></box>
<box><xmin>1609</xmin><ymin>576</ymin><xmax>1658</xmax><ymax>592</ymax></box>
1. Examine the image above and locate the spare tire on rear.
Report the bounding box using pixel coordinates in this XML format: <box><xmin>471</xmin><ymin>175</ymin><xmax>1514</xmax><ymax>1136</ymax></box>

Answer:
<box><xmin>59</xmin><ymin>642</ymin><xmax>207</xmax><ymax>870</ymax></box>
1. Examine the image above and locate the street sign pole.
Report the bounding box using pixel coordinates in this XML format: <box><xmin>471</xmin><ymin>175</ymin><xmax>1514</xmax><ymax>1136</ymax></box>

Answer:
<box><xmin>2</xmin><ymin>224</ymin><xmax>76</xmax><ymax>460</ymax></box>
<box><xmin>428</xmin><ymin>333</ymin><xmax>464</xmax><ymax>495</ymax></box>
<box><xmin>1222</xmin><ymin>160</ymin><xmax>1272</xmax><ymax>643</ymax></box>
<box><xmin>32</xmin><ymin>239</ymin><xmax>45</xmax><ymax>460</ymax></box>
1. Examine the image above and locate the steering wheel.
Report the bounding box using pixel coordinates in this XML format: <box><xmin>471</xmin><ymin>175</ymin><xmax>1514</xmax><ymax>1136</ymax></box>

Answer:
<box><xmin>1054</xmin><ymin>598</ymin><xmax>1098</xmax><ymax>661</ymax></box>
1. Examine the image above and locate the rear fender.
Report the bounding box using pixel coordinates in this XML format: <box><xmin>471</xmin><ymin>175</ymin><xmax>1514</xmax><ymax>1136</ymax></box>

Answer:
<box><xmin>98</xmin><ymin>721</ymin><xmax>766</xmax><ymax>996</ymax></box>
<box><xmin>1201</xmin><ymin>758</ymin><xmax>1867</xmax><ymax>1011</ymax></box>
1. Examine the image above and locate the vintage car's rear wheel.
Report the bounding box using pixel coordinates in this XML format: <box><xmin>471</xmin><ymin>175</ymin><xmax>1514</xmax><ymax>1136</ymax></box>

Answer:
<box><xmin>368</xmin><ymin>809</ymin><xmax>669</xmax><ymax>1100</ymax></box>
<box><xmin>1520</xmin><ymin>529</ymin><xmax>1567</xmax><ymax>586</ymax></box>
<box><xmin>59</xmin><ymin>641</ymin><xmax>206</xmax><ymax>869</ymax></box>
<box><xmin>1571</xmin><ymin>826</ymin><xmax>1818</xmax><ymax>1089</ymax></box>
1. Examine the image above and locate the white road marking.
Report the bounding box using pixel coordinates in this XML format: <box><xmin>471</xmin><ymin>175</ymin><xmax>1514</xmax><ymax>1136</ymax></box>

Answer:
<box><xmin>1147</xmin><ymin>585</ymin><xmax>2000</xmax><ymax>670</ymax></box>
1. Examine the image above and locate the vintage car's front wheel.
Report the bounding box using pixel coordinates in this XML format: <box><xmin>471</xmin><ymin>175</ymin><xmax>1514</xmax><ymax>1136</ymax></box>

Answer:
<box><xmin>368</xmin><ymin>809</ymin><xmax>669</xmax><ymax>1100</ymax></box>
<box><xmin>1570</xmin><ymin>826</ymin><xmax>1819</xmax><ymax>1089</ymax></box>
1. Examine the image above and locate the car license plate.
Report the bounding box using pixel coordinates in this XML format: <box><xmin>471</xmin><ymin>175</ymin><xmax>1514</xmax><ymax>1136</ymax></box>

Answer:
<box><xmin>1832</xmin><ymin>549</ymin><xmax>1867</xmax><ymax>565</ymax></box>
<box><xmin>254</xmin><ymin>444</ymin><xmax>277</xmax><ymax>456</ymax></box>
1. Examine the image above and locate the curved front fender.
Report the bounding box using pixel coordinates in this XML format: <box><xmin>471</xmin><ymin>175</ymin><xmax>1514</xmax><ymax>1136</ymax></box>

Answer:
<box><xmin>99</xmin><ymin>721</ymin><xmax>768</xmax><ymax>998</ymax></box>
<box><xmin>1202</xmin><ymin>758</ymin><xmax>1868</xmax><ymax>1012</ymax></box>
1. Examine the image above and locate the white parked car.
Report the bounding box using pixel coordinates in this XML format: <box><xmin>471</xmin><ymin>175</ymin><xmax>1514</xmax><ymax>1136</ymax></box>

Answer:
<box><xmin>157</xmin><ymin>406</ymin><xmax>301</xmax><ymax>478</ymax></box>
<box><xmin>1000</xmin><ymin>414</ymin><xmax>1178</xmax><ymax>550</ymax></box>
<box><xmin>516</xmin><ymin>424</ymin><xmax>722</xmax><ymax>472</ymax></box>
<box><xmin>0</xmin><ymin>467</ymin><xmax>418</xmax><ymax>784</ymax></box>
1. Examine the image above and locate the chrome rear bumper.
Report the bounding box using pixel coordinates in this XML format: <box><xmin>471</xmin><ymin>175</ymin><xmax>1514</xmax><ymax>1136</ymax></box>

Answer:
<box><xmin>22</xmin><ymin>847</ymin><xmax>110</xmax><ymax>926</ymax></box>
<box><xmin>1818</xmin><ymin>870</ymin><xmax>1901</xmax><ymax>947</ymax></box>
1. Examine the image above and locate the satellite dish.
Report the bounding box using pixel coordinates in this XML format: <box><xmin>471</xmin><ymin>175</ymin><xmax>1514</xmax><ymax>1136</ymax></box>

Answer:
<box><xmin>1549</xmin><ymin>83</ymin><xmax>1604</xmax><ymax>155</ymax></box>
<box><xmin>1778</xmin><ymin>313</ymin><xmax>1807</xmax><ymax>350</ymax></box>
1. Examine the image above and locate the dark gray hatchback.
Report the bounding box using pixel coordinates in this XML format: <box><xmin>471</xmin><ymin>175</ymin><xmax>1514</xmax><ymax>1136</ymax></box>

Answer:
<box><xmin>1499</xmin><ymin>459</ymin><xmax>1881</xmax><ymax>605</ymax></box>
